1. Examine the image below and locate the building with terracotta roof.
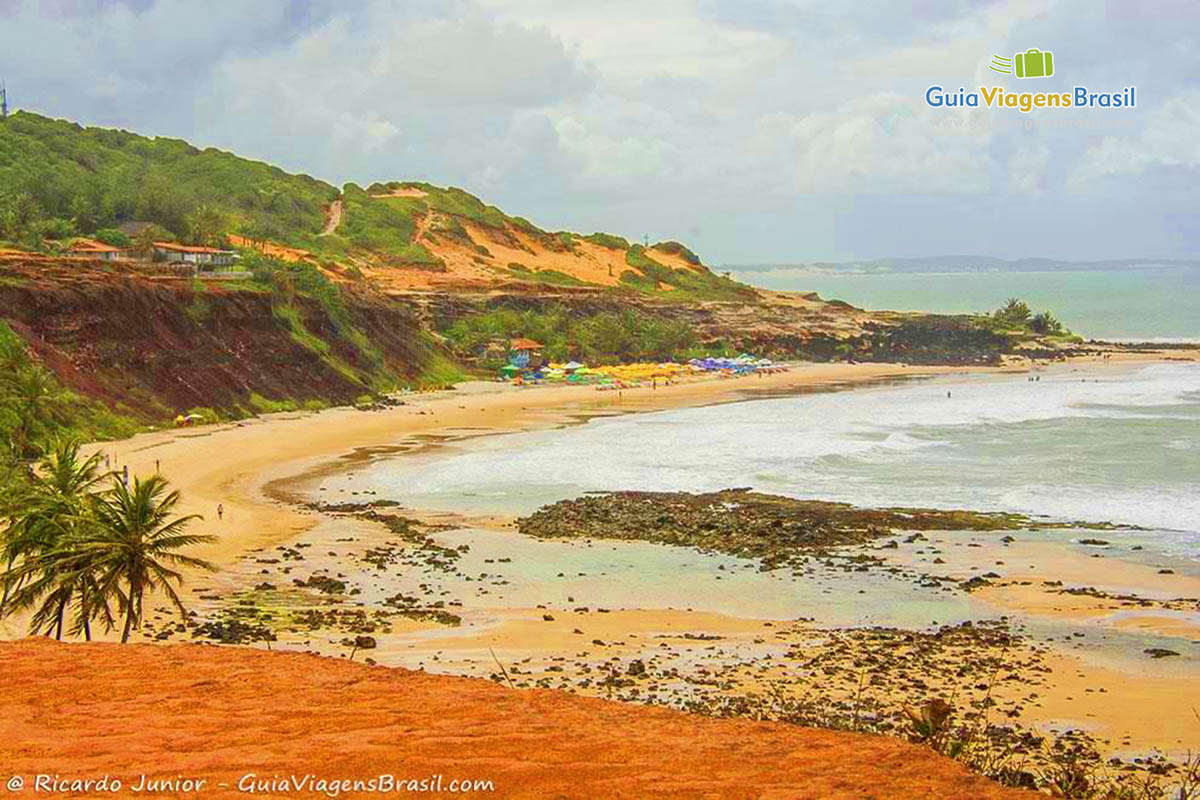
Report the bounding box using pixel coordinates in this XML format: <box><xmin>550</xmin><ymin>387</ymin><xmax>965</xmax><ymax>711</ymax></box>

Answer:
<box><xmin>68</xmin><ymin>238</ymin><xmax>130</xmax><ymax>261</ymax></box>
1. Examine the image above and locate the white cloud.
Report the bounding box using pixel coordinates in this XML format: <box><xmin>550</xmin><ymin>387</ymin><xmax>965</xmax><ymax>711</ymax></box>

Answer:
<box><xmin>4</xmin><ymin>0</ymin><xmax>1198</xmax><ymax>260</ymax></box>
<box><xmin>789</xmin><ymin>94</ymin><xmax>991</xmax><ymax>195</ymax></box>
<box><xmin>1008</xmin><ymin>142</ymin><xmax>1051</xmax><ymax>194</ymax></box>
<box><xmin>1070</xmin><ymin>92</ymin><xmax>1200</xmax><ymax>185</ymax></box>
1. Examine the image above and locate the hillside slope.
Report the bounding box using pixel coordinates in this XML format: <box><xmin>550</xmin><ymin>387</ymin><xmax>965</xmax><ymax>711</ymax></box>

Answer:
<box><xmin>0</xmin><ymin>257</ymin><xmax>454</xmax><ymax>422</ymax></box>
<box><xmin>0</xmin><ymin>639</ymin><xmax>1030</xmax><ymax>799</ymax></box>
<box><xmin>0</xmin><ymin>112</ymin><xmax>745</xmax><ymax>298</ymax></box>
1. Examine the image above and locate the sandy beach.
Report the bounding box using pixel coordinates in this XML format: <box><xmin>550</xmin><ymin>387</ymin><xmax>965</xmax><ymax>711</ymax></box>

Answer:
<box><xmin>5</xmin><ymin>350</ymin><xmax>1197</xmax><ymax>763</ymax></box>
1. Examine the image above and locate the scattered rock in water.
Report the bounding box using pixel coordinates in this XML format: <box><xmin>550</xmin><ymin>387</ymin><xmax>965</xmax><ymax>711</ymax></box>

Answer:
<box><xmin>517</xmin><ymin>490</ymin><xmax>1120</xmax><ymax>571</ymax></box>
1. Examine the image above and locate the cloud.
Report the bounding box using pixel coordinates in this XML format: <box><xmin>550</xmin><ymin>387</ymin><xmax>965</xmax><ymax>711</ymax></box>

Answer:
<box><xmin>789</xmin><ymin>93</ymin><xmax>991</xmax><ymax>195</ymax></box>
<box><xmin>1070</xmin><ymin>92</ymin><xmax>1200</xmax><ymax>185</ymax></box>
<box><xmin>3</xmin><ymin>0</ymin><xmax>1198</xmax><ymax>261</ymax></box>
<box><xmin>194</xmin><ymin>1</ymin><xmax>594</xmax><ymax>185</ymax></box>
<box><xmin>1008</xmin><ymin>142</ymin><xmax>1051</xmax><ymax>194</ymax></box>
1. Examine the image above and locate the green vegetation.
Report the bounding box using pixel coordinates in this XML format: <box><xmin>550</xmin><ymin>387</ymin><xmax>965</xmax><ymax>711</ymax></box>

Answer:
<box><xmin>506</xmin><ymin>263</ymin><xmax>588</xmax><ymax>287</ymax></box>
<box><xmin>243</xmin><ymin>252</ymin><xmax>463</xmax><ymax>394</ymax></box>
<box><xmin>243</xmin><ymin>253</ymin><xmax>392</xmax><ymax>389</ymax></box>
<box><xmin>92</xmin><ymin>228</ymin><xmax>130</xmax><ymax>247</ymax></box>
<box><xmin>0</xmin><ymin>439</ymin><xmax>214</xmax><ymax>641</ymax></box>
<box><xmin>0</xmin><ymin>111</ymin><xmax>336</xmax><ymax>250</ymax></box>
<box><xmin>0</xmin><ymin>322</ymin><xmax>139</xmax><ymax>462</ymax></box>
<box><xmin>0</xmin><ymin>112</ymin><xmax>738</xmax><ymax>302</ymax></box>
<box><xmin>316</xmin><ymin>184</ymin><xmax>441</xmax><ymax>267</ymax></box>
<box><xmin>653</xmin><ymin>240</ymin><xmax>702</xmax><ymax>265</ymax></box>
<box><xmin>583</xmin><ymin>232</ymin><xmax>630</xmax><ymax>250</ymax></box>
<box><xmin>982</xmin><ymin>298</ymin><xmax>1082</xmax><ymax>345</ymax></box>
<box><xmin>620</xmin><ymin>245</ymin><xmax>755</xmax><ymax>300</ymax></box>
<box><xmin>442</xmin><ymin>305</ymin><xmax>714</xmax><ymax>366</ymax></box>
<box><xmin>369</xmin><ymin>182</ymin><xmax>512</xmax><ymax>229</ymax></box>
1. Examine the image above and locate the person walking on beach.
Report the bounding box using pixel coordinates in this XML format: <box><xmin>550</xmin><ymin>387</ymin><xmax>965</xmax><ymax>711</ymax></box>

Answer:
<box><xmin>217</xmin><ymin>503</ymin><xmax>224</xmax><ymax>521</ymax></box>
<box><xmin>122</xmin><ymin>465</ymin><xmax>129</xmax><ymax>485</ymax></box>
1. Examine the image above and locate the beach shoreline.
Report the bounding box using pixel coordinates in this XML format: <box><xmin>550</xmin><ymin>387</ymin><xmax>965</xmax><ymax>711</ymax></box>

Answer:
<box><xmin>5</xmin><ymin>348</ymin><xmax>1198</xmax><ymax>761</ymax></box>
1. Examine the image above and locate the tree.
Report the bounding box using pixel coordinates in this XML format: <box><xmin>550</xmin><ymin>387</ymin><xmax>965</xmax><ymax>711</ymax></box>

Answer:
<box><xmin>1030</xmin><ymin>311</ymin><xmax>1062</xmax><ymax>335</ymax></box>
<box><xmin>0</xmin><ymin>439</ymin><xmax>110</xmax><ymax>639</ymax></box>
<box><xmin>93</xmin><ymin>228</ymin><xmax>131</xmax><ymax>248</ymax></box>
<box><xmin>186</xmin><ymin>203</ymin><xmax>227</xmax><ymax>248</ymax></box>
<box><xmin>86</xmin><ymin>474</ymin><xmax>214</xmax><ymax>643</ymax></box>
<box><xmin>995</xmin><ymin>297</ymin><xmax>1032</xmax><ymax>328</ymax></box>
<box><xmin>8</xmin><ymin>364</ymin><xmax>64</xmax><ymax>460</ymax></box>
<box><xmin>131</xmin><ymin>224</ymin><xmax>170</xmax><ymax>259</ymax></box>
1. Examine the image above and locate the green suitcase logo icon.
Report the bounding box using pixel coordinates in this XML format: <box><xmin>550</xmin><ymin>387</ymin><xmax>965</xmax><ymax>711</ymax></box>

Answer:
<box><xmin>1014</xmin><ymin>48</ymin><xmax>1054</xmax><ymax>78</ymax></box>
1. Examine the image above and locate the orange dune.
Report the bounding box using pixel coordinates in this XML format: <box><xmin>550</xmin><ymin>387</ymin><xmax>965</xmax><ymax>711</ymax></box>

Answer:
<box><xmin>0</xmin><ymin>639</ymin><xmax>1030</xmax><ymax>799</ymax></box>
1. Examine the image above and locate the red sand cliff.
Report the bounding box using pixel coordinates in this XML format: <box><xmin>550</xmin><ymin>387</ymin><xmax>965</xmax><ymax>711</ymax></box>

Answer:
<box><xmin>0</xmin><ymin>639</ymin><xmax>1031</xmax><ymax>799</ymax></box>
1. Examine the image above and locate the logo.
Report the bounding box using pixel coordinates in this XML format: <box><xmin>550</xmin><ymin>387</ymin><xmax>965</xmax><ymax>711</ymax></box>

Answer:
<box><xmin>990</xmin><ymin>49</ymin><xmax>1055</xmax><ymax>78</ymax></box>
<box><xmin>924</xmin><ymin>47</ymin><xmax>1136</xmax><ymax>113</ymax></box>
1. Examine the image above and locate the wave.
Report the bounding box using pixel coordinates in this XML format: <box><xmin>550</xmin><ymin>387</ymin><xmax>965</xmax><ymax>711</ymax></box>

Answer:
<box><xmin>363</xmin><ymin>363</ymin><xmax>1200</xmax><ymax>556</ymax></box>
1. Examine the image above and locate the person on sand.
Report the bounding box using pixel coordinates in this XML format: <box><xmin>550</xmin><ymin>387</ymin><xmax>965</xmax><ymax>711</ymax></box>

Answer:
<box><xmin>217</xmin><ymin>503</ymin><xmax>224</xmax><ymax>521</ymax></box>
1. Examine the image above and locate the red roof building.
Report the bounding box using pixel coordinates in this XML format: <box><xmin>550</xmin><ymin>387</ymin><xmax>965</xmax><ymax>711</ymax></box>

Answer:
<box><xmin>68</xmin><ymin>238</ymin><xmax>129</xmax><ymax>261</ymax></box>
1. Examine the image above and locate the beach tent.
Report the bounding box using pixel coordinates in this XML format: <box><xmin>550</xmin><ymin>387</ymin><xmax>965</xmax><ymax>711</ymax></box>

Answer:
<box><xmin>499</xmin><ymin>364</ymin><xmax>522</xmax><ymax>377</ymax></box>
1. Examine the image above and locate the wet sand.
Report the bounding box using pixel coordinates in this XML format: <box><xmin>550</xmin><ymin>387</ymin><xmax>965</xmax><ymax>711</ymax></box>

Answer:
<box><xmin>4</xmin><ymin>351</ymin><xmax>1197</xmax><ymax>761</ymax></box>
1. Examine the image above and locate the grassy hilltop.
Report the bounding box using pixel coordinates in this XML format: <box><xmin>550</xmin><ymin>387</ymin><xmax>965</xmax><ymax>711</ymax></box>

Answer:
<box><xmin>0</xmin><ymin>111</ymin><xmax>748</xmax><ymax>300</ymax></box>
<box><xmin>0</xmin><ymin>111</ymin><xmax>1089</xmax><ymax>453</ymax></box>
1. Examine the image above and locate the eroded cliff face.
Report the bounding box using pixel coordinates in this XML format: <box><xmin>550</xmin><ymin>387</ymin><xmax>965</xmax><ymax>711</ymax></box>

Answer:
<box><xmin>0</xmin><ymin>256</ymin><xmax>1059</xmax><ymax>424</ymax></box>
<box><xmin>0</xmin><ymin>257</ymin><xmax>439</xmax><ymax>419</ymax></box>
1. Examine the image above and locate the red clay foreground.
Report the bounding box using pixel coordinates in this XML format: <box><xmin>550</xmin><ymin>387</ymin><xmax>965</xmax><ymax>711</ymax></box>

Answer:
<box><xmin>0</xmin><ymin>639</ymin><xmax>1031</xmax><ymax>799</ymax></box>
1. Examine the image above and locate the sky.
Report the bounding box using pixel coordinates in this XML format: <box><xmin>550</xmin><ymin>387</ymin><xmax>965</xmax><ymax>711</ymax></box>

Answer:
<box><xmin>2</xmin><ymin>0</ymin><xmax>1198</xmax><ymax>264</ymax></box>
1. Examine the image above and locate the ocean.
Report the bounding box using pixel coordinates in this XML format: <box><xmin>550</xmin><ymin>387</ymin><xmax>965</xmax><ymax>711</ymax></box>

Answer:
<box><xmin>727</xmin><ymin>266</ymin><xmax>1200</xmax><ymax>342</ymax></box>
<box><xmin>345</xmin><ymin>361</ymin><xmax>1200</xmax><ymax>562</ymax></box>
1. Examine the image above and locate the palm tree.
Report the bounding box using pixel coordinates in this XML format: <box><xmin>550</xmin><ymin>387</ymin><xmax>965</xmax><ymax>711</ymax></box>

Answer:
<box><xmin>86</xmin><ymin>474</ymin><xmax>214</xmax><ymax>643</ymax></box>
<box><xmin>9</xmin><ymin>364</ymin><xmax>63</xmax><ymax>460</ymax></box>
<box><xmin>0</xmin><ymin>438</ymin><xmax>110</xmax><ymax>638</ymax></box>
<box><xmin>186</xmin><ymin>203</ymin><xmax>227</xmax><ymax>249</ymax></box>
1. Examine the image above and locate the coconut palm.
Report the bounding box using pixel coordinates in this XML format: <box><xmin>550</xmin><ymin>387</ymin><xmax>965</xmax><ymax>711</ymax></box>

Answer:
<box><xmin>8</xmin><ymin>364</ymin><xmax>64</xmax><ymax>460</ymax></box>
<box><xmin>0</xmin><ymin>438</ymin><xmax>110</xmax><ymax>638</ymax></box>
<box><xmin>85</xmin><ymin>474</ymin><xmax>214</xmax><ymax>642</ymax></box>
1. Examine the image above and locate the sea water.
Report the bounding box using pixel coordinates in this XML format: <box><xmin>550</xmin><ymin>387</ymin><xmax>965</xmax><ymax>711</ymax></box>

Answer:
<box><xmin>727</xmin><ymin>267</ymin><xmax>1200</xmax><ymax>342</ymax></box>
<box><xmin>338</xmin><ymin>361</ymin><xmax>1200</xmax><ymax>561</ymax></box>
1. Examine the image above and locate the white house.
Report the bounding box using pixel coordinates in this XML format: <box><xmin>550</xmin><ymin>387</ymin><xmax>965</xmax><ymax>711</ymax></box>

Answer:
<box><xmin>153</xmin><ymin>242</ymin><xmax>237</xmax><ymax>267</ymax></box>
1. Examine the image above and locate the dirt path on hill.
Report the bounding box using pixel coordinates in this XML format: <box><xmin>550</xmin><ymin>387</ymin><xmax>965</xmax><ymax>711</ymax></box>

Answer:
<box><xmin>318</xmin><ymin>199</ymin><xmax>343</xmax><ymax>236</ymax></box>
<box><xmin>0</xmin><ymin>639</ymin><xmax>1032</xmax><ymax>799</ymax></box>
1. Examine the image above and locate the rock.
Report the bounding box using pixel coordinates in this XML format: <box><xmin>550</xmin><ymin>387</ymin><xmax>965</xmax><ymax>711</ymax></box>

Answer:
<box><xmin>1143</xmin><ymin>648</ymin><xmax>1179</xmax><ymax>659</ymax></box>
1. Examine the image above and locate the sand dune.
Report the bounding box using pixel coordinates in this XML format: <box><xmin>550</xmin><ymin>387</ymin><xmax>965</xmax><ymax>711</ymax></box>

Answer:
<box><xmin>0</xmin><ymin>638</ymin><xmax>1031</xmax><ymax>799</ymax></box>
